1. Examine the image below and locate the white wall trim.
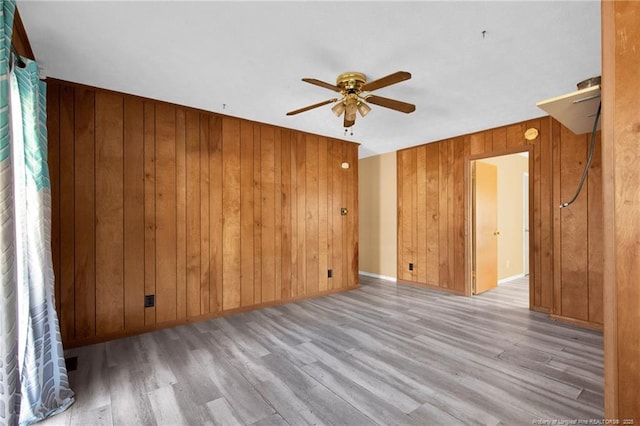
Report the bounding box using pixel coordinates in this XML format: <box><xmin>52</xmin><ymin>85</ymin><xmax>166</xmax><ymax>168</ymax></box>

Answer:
<box><xmin>498</xmin><ymin>273</ymin><xmax>526</xmax><ymax>284</ymax></box>
<box><xmin>359</xmin><ymin>271</ymin><xmax>397</xmax><ymax>282</ymax></box>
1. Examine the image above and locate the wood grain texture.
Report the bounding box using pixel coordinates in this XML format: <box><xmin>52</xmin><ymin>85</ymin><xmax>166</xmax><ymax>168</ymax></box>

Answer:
<box><xmin>44</xmin><ymin>275</ymin><xmax>603</xmax><ymax>426</ymax></box>
<box><xmin>397</xmin><ymin>117</ymin><xmax>603</xmax><ymax>327</ymax></box>
<box><xmin>587</xmin><ymin>133</ymin><xmax>603</xmax><ymax>325</ymax></box>
<box><xmin>601</xmin><ymin>1</ymin><xmax>640</xmax><ymax>420</ymax></box>
<box><xmin>262</xmin><ymin>126</ymin><xmax>277</xmax><ymax>302</ymax></box>
<box><xmin>222</xmin><ymin>117</ymin><xmax>242</xmax><ymax>310</ymax></box>
<box><xmin>123</xmin><ymin>97</ymin><xmax>145</xmax><ymax>330</ymax></box>
<box><xmin>95</xmin><ymin>92</ymin><xmax>125</xmax><ymax>335</ymax></box>
<box><xmin>47</xmin><ymin>79</ymin><xmax>359</xmax><ymax>347</ymax></box>
<box><xmin>209</xmin><ymin>116</ymin><xmax>223</xmax><ymax>314</ymax></box>
<box><xmin>155</xmin><ymin>103</ymin><xmax>178</xmax><ymax>323</ymax></box>
<box><xmin>199</xmin><ymin>115</ymin><xmax>211</xmax><ymax>315</ymax></box>
<box><xmin>240</xmin><ymin>120</ymin><xmax>255</xmax><ymax>307</ymax></box>
<box><xmin>185</xmin><ymin>110</ymin><xmax>201</xmax><ymax>317</ymax></box>
<box><xmin>559</xmin><ymin>128</ymin><xmax>589</xmax><ymax>321</ymax></box>
<box><xmin>175</xmin><ymin>109</ymin><xmax>187</xmax><ymax>321</ymax></box>
<box><xmin>143</xmin><ymin>101</ymin><xmax>157</xmax><ymax>326</ymax></box>
<box><xmin>57</xmin><ymin>85</ymin><xmax>75</xmax><ymax>342</ymax></box>
<box><xmin>74</xmin><ymin>87</ymin><xmax>96</xmax><ymax>339</ymax></box>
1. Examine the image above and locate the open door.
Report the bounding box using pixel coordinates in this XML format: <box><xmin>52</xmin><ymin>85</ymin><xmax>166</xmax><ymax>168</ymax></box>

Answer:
<box><xmin>473</xmin><ymin>161</ymin><xmax>498</xmax><ymax>294</ymax></box>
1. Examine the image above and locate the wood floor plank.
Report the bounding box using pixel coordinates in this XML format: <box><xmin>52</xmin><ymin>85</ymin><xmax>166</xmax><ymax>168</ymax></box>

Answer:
<box><xmin>42</xmin><ymin>276</ymin><xmax>603</xmax><ymax>425</ymax></box>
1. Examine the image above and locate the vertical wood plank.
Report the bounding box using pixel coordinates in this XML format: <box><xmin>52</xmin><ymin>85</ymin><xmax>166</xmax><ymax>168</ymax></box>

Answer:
<box><xmin>438</xmin><ymin>142</ymin><xmax>450</xmax><ymax>287</ymax></box>
<box><xmin>330</xmin><ymin>140</ymin><xmax>343</xmax><ymax>288</ymax></box>
<box><xmin>154</xmin><ymin>104</ymin><xmax>177</xmax><ymax>323</ymax></box>
<box><xmin>58</xmin><ymin>85</ymin><xmax>75</xmax><ymax>342</ymax></box>
<box><xmin>341</xmin><ymin>142</ymin><xmax>349</xmax><ymax>288</ymax></box>
<box><xmin>410</xmin><ymin>145</ymin><xmax>418</xmax><ymax>283</ymax></box>
<box><xmin>506</xmin><ymin>122</ymin><xmax>525</xmax><ymax>148</ymax></box>
<box><xmin>175</xmin><ymin>108</ymin><xmax>187</xmax><ymax>320</ymax></box>
<box><xmin>290</xmin><ymin>134</ymin><xmax>299</xmax><ymax>297</ymax></box>
<box><xmin>95</xmin><ymin>91</ymin><xmax>124</xmax><ymax>335</ymax></box>
<box><xmin>274</xmin><ymin>129</ymin><xmax>283</xmax><ymax>299</ymax></box>
<box><xmin>240</xmin><ymin>120</ymin><xmax>254</xmax><ymax>307</ymax></box>
<box><xmin>491</xmin><ymin>127</ymin><xmax>507</xmax><ymax>152</ymax></box>
<box><xmin>318</xmin><ymin>137</ymin><xmax>328</xmax><ymax>292</ymax></box>
<box><xmin>47</xmin><ymin>84</ymin><xmax>61</xmax><ymax>315</ymax></box>
<box><xmin>347</xmin><ymin>143</ymin><xmax>359</xmax><ymax>287</ymax></box>
<box><xmin>400</xmin><ymin>149</ymin><xmax>415</xmax><ymax>281</ymax></box>
<box><xmin>587</xmin><ymin>133</ymin><xmax>603</xmax><ymax>324</ymax></box>
<box><xmin>199</xmin><ymin>115</ymin><xmax>211</xmax><ymax>314</ymax></box>
<box><xmin>262</xmin><ymin>125</ymin><xmax>277</xmax><ymax>301</ymax></box>
<box><xmin>123</xmin><ymin>97</ymin><xmax>145</xmax><ymax>330</ymax></box>
<box><xmin>222</xmin><ymin>117</ymin><xmax>241</xmax><ymax>310</ymax></box>
<box><xmin>602</xmin><ymin>2</ymin><xmax>640</xmax><ymax>417</ymax></box>
<box><xmin>144</xmin><ymin>102</ymin><xmax>157</xmax><ymax>325</ymax></box>
<box><xmin>559</xmin><ymin>127</ymin><xmax>589</xmax><ymax>321</ymax></box>
<box><xmin>416</xmin><ymin>145</ymin><xmax>427</xmax><ymax>283</ymax></box>
<box><xmin>425</xmin><ymin>143</ymin><xmax>440</xmax><ymax>286</ymax></box>
<box><xmin>209</xmin><ymin>115</ymin><xmax>223</xmax><ymax>313</ymax></box>
<box><xmin>397</xmin><ymin>150</ymin><xmax>404</xmax><ymax>280</ymax></box>
<box><xmin>253</xmin><ymin>125</ymin><xmax>262</xmax><ymax>304</ymax></box>
<box><xmin>305</xmin><ymin>135</ymin><xmax>319</xmax><ymax>295</ymax></box>
<box><xmin>539</xmin><ymin>118</ymin><xmax>554</xmax><ymax>311</ymax></box>
<box><xmin>551</xmin><ymin>119</ymin><xmax>562</xmax><ymax>316</ymax></box>
<box><xmin>280</xmin><ymin>131</ymin><xmax>292</xmax><ymax>298</ymax></box>
<box><xmin>469</xmin><ymin>133</ymin><xmax>484</xmax><ymax>155</ymax></box>
<box><xmin>185</xmin><ymin>111</ymin><xmax>201</xmax><ymax>317</ymax></box>
<box><xmin>296</xmin><ymin>134</ymin><xmax>307</xmax><ymax>294</ymax></box>
<box><xmin>74</xmin><ymin>87</ymin><xmax>96</xmax><ymax>339</ymax></box>
<box><xmin>452</xmin><ymin>137</ymin><xmax>468</xmax><ymax>292</ymax></box>
<box><xmin>532</xmin><ymin>134</ymin><xmax>542</xmax><ymax>310</ymax></box>
<box><xmin>446</xmin><ymin>141</ymin><xmax>455</xmax><ymax>289</ymax></box>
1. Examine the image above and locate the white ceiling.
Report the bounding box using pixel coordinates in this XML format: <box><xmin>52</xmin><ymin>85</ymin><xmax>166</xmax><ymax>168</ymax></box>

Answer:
<box><xmin>17</xmin><ymin>1</ymin><xmax>601</xmax><ymax>158</ymax></box>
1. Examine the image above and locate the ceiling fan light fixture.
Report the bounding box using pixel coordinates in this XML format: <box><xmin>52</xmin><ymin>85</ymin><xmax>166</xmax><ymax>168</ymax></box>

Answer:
<box><xmin>331</xmin><ymin>101</ymin><xmax>345</xmax><ymax>117</ymax></box>
<box><xmin>287</xmin><ymin>71</ymin><xmax>415</xmax><ymax>129</ymax></box>
<box><xmin>345</xmin><ymin>99</ymin><xmax>357</xmax><ymax>122</ymax></box>
<box><xmin>357</xmin><ymin>101</ymin><xmax>371</xmax><ymax>117</ymax></box>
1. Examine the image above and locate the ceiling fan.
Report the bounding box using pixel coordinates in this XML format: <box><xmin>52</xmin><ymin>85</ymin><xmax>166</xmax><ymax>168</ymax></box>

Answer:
<box><xmin>286</xmin><ymin>71</ymin><xmax>416</xmax><ymax>128</ymax></box>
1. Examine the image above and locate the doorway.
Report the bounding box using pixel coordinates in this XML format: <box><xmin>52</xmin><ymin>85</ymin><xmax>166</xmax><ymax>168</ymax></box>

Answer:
<box><xmin>470</xmin><ymin>151</ymin><xmax>530</xmax><ymax>296</ymax></box>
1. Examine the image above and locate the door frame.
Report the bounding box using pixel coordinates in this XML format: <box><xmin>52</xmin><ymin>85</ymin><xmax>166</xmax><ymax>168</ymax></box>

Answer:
<box><xmin>464</xmin><ymin>145</ymin><xmax>534</xmax><ymax>308</ymax></box>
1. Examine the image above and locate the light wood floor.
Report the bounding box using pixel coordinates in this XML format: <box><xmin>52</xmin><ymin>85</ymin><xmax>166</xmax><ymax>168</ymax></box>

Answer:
<box><xmin>40</xmin><ymin>275</ymin><xmax>603</xmax><ymax>425</ymax></box>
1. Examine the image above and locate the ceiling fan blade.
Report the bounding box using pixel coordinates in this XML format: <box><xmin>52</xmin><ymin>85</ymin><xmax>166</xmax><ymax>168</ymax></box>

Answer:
<box><xmin>302</xmin><ymin>78</ymin><xmax>342</xmax><ymax>92</ymax></box>
<box><xmin>286</xmin><ymin>98</ymin><xmax>338</xmax><ymax>116</ymax></box>
<box><xmin>344</xmin><ymin>116</ymin><xmax>355</xmax><ymax>128</ymax></box>
<box><xmin>366</xmin><ymin>95</ymin><xmax>416</xmax><ymax>113</ymax></box>
<box><xmin>361</xmin><ymin>71</ymin><xmax>411</xmax><ymax>92</ymax></box>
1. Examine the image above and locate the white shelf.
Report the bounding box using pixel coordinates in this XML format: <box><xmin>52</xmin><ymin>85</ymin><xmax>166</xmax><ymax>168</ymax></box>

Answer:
<box><xmin>536</xmin><ymin>85</ymin><xmax>601</xmax><ymax>135</ymax></box>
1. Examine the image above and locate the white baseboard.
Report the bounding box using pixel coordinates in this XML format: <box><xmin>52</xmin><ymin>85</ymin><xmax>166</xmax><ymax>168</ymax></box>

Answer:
<box><xmin>359</xmin><ymin>271</ymin><xmax>397</xmax><ymax>282</ymax></box>
<box><xmin>498</xmin><ymin>273</ymin><xmax>526</xmax><ymax>284</ymax></box>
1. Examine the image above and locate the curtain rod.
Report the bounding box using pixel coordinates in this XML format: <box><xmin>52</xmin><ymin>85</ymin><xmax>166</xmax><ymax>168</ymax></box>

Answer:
<box><xmin>10</xmin><ymin>42</ymin><xmax>27</xmax><ymax>68</ymax></box>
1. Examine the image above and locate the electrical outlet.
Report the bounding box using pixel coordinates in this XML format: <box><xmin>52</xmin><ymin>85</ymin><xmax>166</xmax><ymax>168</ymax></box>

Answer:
<box><xmin>144</xmin><ymin>294</ymin><xmax>155</xmax><ymax>308</ymax></box>
<box><xmin>409</xmin><ymin>263</ymin><xmax>414</xmax><ymax>271</ymax></box>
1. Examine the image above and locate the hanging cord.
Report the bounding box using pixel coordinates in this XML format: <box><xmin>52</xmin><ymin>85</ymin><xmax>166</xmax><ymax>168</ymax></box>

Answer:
<box><xmin>560</xmin><ymin>101</ymin><xmax>602</xmax><ymax>208</ymax></box>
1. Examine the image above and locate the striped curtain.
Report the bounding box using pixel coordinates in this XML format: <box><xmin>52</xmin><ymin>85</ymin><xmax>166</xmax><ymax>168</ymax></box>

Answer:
<box><xmin>1</xmin><ymin>1</ymin><xmax>74</xmax><ymax>424</ymax></box>
<box><xmin>0</xmin><ymin>1</ymin><xmax>21</xmax><ymax>424</ymax></box>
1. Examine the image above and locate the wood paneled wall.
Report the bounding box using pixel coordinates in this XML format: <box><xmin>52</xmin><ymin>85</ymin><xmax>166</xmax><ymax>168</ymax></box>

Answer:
<box><xmin>46</xmin><ymin>79</ymin><xmax>359</xmax><ymax>347</ymax></box>
<box><xmin>602</xmin><ymin>0</ymin><xmax>640</xmax><ymax>419</ymax></box>
<box><xmin>397</xmin><ymin>117</ymin><xmax>603</xmax><ymax>328</ymax></box>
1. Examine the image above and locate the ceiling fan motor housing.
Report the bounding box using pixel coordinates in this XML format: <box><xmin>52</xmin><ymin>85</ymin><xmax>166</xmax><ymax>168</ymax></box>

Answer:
<box><xmin>337</xmin><ymin>72</ymin><xmax>367</xmax><ymax>92</ymax></box>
